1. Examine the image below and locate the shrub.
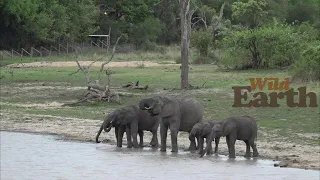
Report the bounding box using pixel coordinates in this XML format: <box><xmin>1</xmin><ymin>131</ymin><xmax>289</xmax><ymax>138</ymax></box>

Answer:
<box><xmin>220</xmin><ymin>22</ymin><xmax>302</xmax><ymax>69</ymax></box>
<box><xmin>191</xmin><ymin>29</ymin><xmax>212</xmax><ymax>58</ymax></box>
<box><xmin>130</xmin><ymin>17</ymin><xmax>164</xmax><ymax>50</ymax></box>
<box><xmin>291</xmin><ymin>43</ymin><xmax>320</xmax><ymax>82</ymax></box>
<box><xmin>192</xmin><ymin>50</ymin><xmax>220</xmax><ymax>64</ymax></box>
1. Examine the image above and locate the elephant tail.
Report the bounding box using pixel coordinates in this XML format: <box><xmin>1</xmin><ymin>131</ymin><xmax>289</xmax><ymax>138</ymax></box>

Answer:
<box><xmin>96</xmin><ymin>124</ymin><xmax>104</xmax><ymax>143</ymax></box>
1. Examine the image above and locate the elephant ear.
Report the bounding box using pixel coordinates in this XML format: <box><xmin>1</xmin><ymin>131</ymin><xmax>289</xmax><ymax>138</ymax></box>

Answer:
<box><xmin>121</xmin><ymin>107</ymin><xmax>138</xmax><ymax>125</ymax></box>
<box><xmin>159</xmin><ymin>101</ymin><xmax>175</xmax><ymax>118</ymax></box>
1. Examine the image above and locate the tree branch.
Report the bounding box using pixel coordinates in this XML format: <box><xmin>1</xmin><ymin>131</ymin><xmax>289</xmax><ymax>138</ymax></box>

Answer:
<box><xmin>98</xmin><ymin>35</ymin><xmax>122</xmax><ymax>82</ymax></box>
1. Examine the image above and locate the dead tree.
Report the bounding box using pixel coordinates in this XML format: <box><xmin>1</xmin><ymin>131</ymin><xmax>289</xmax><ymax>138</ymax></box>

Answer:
<box><xmin>65</xmin><ymin>35</ymin><xmax>123</xmax><ymax>105</ymax></box>
<box><xmin>180</xmin><ymin>0</ymin><xmax>191</xmax><ymax>89</ymax></box>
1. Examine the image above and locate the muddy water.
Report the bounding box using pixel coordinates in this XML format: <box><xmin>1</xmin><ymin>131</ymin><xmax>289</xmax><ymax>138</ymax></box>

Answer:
<box><xmin>1</xmin><ymin>131</ymin><xmax>319</xmax><ymax>180</ymax></box>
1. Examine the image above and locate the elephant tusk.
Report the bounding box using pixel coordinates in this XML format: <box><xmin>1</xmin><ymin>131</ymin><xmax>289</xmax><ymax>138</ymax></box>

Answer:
<box><xmin>144</xmin><ymin>106</ymin><xmax>152</xmax><ymax>110</ymax></box>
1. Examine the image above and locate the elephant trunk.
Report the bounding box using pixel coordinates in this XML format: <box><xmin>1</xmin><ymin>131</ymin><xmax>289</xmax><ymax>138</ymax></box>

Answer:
<box><xmin>189</xmin><ymin>131</ymin><xmax>196</xmax><ymax>142</ymax></box>
<box><xmin>95</xmin><ymin>116</ymin><xmax>114</xmax><ymax>143</ymax></box>
<box><xmin>96</xmin><ymin>124</ymin><xmax>104</xmax><ymax>143</ymax></box>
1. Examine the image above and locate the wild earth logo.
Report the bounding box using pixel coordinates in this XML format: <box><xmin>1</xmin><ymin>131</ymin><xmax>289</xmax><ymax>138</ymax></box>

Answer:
<box><xmin>232</xmin><ymin>78</ymin><xmax>318</xmax><ymax>107</ymax></box>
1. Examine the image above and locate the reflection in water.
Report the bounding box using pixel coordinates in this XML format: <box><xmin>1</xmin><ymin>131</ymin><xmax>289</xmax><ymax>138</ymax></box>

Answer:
<box><xmin>1</xmin><ymin>131</ymin><xmax>319</xmax><ymax>180</ymax></box>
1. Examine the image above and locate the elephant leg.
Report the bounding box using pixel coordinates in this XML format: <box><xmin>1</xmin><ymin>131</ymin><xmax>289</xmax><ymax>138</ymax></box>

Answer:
<box><xmin>198</xmin><ymin>137</ymin><xmax>204</xmax><ymax>155</ymax></box>
<box><xmin>214</xmin><ymin>137</ymin><xmax>220</xmax><ymax>154</ymax></box>
<box><xmin>150</xmin><ymin>128</ymin><xmax>159</xmax><ymax>147</ymax></box>
<box><xmin>117</xmin><ymin>126</ymin><xmax>125</xmax><ymax>148</ymax></box>
<box><xmin>160</xmin><ymin>122</ymin><xmax>168</xmax><ymax>152</ymax></box>
<box><xmin>130</xmin><ymin>122</ymin><xmax>139</xmax><ymax>148</ymax></box>
<box><xmin>226</xmin><ymin>135</ymin><xmax>230</xmax><ymax>155</ymax></box>
<box><xmin>170</xmin><ymin>125</ymin><xmax>179</xmax><ymax>153</ymax></box>
<box><xmin>250</xmin><ymin>139</ymin><xmax>259</xmax><ymax>157</ymax></box>
<box><xmin>115</xmin><ymin>126</ymin><xmax>119</xmax><ymax>146</ymax></box>
<box><xmin>206</xmin><ymin>137</ymin><xmax>213</xmax><ymax>155</ymax></box>
<box><xmin>228</xmin><ymin>133</ymin><xmax>237</xmax><ymax>158</ymax></box>
<box><xmin>126</xmin><ymin>125</ymin><xmax>133</xmax><ymax>148</ymax></box>
<box><xmin>138</xmin><ymin>130</ymin><xmax>144</xmax><ymax>147</ymax></box>
<box><xmin>244</xmin><ymin>140</ymin><xmax>251</xmax><ymax>157</ymax></box>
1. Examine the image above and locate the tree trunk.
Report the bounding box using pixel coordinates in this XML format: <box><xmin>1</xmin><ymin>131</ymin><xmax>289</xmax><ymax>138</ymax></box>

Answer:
<box><xmin>180</xmin><ymin>0</ymin><xmax>190</xmax><ymax>89</ymax></box>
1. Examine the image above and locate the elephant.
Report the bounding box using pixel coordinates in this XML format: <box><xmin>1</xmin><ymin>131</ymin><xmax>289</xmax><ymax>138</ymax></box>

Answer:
<box><xmin>95</xmin><ymin>105</ymin><xmax>160</xmax><ymax>148</ymax></box>
<box><xmin>200</xmin><ymin>115</ymin><xmax>259</xmax><ymax>158</ymax></box>
<box><xmin>139</xmin><ymin>95</ymin><xmax>204</xmax><ymax>152</ymax></box>
<box><xmin>189</xmin><ymin>121</ymin><xmax>220</xmax><ymax>155</ymax></box>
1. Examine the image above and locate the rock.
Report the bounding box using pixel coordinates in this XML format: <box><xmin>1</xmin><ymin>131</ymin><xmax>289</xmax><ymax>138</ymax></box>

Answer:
<box><xmin>279</xmin><ymin>162</ymin><xmax>289</xmax><ymax>167</ymax></box>
<box><xmin>293</xmin><ymin>159</ymin><xmax>299</xmax><ymax>163</ymax></box>
<box><xmin>292</xmin><ymin>145</ymin><xmax>296</xmax><ymax>147</ymax></box>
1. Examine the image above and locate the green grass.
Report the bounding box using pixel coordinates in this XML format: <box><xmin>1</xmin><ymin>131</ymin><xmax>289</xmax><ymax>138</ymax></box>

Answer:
<box><xmin>0</xmin><ymin>55</ymin><xmax>319</xmax><ymax>146</ymax></box>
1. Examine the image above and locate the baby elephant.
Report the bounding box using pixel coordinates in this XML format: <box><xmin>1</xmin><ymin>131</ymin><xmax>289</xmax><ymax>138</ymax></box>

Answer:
<box><xmin>200</xmin><ymin>116</ymin><xmax>259</xmax><ymax>158</ymax></box>
<box><xmin>95</xmin><ymin>105</ymin><xmax>160</xmax><ymax>148</ymax></box>
<box><xmin>189</xmin><ymin>121</ymin><xmax>220</xmax><ymax>155</ymax></box>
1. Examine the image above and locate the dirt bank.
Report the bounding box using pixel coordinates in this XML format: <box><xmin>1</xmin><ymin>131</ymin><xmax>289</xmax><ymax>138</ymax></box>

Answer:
<box><xmin>1</xmin><ymin>111</ymin><xmax>319</xmax><ymax>171</ymax></box>
<box><xmin>5</xmin><ymin>61</ymin><xmax>179</xmax><ymax>68</ymax></box>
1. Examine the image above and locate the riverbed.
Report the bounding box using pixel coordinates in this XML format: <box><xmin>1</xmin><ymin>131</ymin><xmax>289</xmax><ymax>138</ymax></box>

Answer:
<box><xmin>1</xmin><ymin>131</ymin><xmax>319</xmax><ymax>180</ymax></box>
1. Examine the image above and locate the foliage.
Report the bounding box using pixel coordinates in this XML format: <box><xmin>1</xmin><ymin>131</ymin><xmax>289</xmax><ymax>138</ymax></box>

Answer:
<box><xmin>291</xmin><ymin>42</ymin><xmax>320</xmax><ymax>82</ymax></box>
<box><xmin>220</xmin><ymin>22</ymin><xmax>302</xmax><ymax>69</ymax></box>
<box><xmin>232</xmin><ymin>0</ymin><xmax>268</xmax><ymax>28</ymax></box>
<box><xmin>286</xmin><ymin>0</ymin><xmax>320</xmax><ymax>24</ymax></box>
<box><xmin>0</xmin><ymin>0</ymin><xmax>98</xmax><ymax>49</ymax></box>
<box><xmin>191</xmin><ymin>28</ymin><xmax>212</xmax><ymax>57</ymax></box>
<box><xmin>129</xmin><ymin>17</ymin><xmax>164</xmax><ymax>50</ymax></box>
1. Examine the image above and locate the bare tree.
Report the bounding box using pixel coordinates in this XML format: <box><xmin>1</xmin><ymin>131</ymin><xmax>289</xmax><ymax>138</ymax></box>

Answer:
<box><xmin>65</xmin><ymin>35</ymin><xmax>123</xmax><ymax>105</ymax></box>
<box><xmin>180</xmin><ymin>0</ymin><xmax>191</xmax><ymax>89</ymax></box>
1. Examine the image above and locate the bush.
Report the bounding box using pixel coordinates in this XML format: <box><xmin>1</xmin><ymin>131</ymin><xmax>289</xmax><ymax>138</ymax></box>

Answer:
<box><xmin>191</xmin><ymin>29</ymin><xmax>212</xmax><ymax>58</ymax></box>
<box><xmin>192</xmin><ymin>50</ymin><xmax>220</xmax><ymax>64</ymax></box>
<box><xmin>220</xmin><ymin>22</ymin><xmax>302</xmax><ymax>69</ymax></box>
<box><xmin>291</xmin><ymin>43</ymin><xmax>320</xmax><ymax>82</ymax></box>
<box><xmin>130</xmin><ymin>17</ymin><xmax>164</xmax><ymax>49</ymax></box>
<box><xmin>175</xmin><ymin>56</ymin><xmax>181</xmax><ymax>64</ymax></box>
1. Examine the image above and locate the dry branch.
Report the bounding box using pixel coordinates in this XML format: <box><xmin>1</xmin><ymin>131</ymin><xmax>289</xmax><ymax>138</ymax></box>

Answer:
<box><xmin>98</xmin><ymin>35</ymin><xmax>122</xmax><ymax>82</ymax></box>
<box><xmin>122</xmin><ymin>81</ymin><xmax>149</xmax><ymax>90</ymax></box>
<box><xmin>65</xmin><ymin>35</ymin><xmax>124</xmax><ymax>105</ymax></box>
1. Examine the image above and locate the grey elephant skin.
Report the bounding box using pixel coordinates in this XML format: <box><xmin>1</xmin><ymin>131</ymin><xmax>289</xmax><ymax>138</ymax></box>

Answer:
<box><xmin>139</xmin><ymin>95</ymin><xmax>204</xmax><ymax>152</ymax></box>
<box><xmin>95</xmin><ymin>105</ymin><xmax>160</xmax><ymax>148</ymax></box>
<box><xmin>189</xmin><ymin>121</ymin><xmax>220</xmax><ymax>155</ymax></box>
<box><xmin>200</xmin><ymin>116</ymin><xmax>259</xmax><ymax>158</ymax></box>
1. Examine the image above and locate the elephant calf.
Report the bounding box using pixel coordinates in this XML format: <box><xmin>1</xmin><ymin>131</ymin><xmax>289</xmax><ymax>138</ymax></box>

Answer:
<box><xmin>95</xmin><ymin>105</ymin><xmax>160</xmax><ymax>148</ymax></box>
<box><xmin>189</xmin><ymin>121</ymin><xmax>220</xmax><ymax>155</ymax></box>
<box><xmin>200</xmin><ymin>116</ymin><xmax>259</xmax><ymax>158</ymax></box>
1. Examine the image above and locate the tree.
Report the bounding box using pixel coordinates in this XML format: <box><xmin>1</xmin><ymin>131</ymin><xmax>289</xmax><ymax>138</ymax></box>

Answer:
<box><xmin>220</xmin><ymin>22</ymin><xmax>302</xmax><ymax>69</ymax></box>
<box><xmin>180</xmin><ymin>0</ymin><xmax>191</xmax><ymax>89</ymax></box>
<box><xmin>232</xmin><ymin>0</ymin><xmax>268</xmax><ymax>29</ymax></box>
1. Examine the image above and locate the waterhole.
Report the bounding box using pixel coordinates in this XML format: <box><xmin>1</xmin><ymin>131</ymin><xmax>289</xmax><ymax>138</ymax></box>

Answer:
<box><xmin>1</xmin><ymin>131</ymin><xmax>319</xmax><ymax>180</ymax></box>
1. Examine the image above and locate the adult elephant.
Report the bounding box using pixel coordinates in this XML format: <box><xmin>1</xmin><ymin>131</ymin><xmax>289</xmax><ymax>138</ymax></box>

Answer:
<box><xmin>139</xmin><ymin>95</ymin><xmax>204</xmax><ymax>152</ymax></box>
<box><xmin>95</xmin><ymin>105</ymin><xmax>160</xmax><ymax>148</ymax></box>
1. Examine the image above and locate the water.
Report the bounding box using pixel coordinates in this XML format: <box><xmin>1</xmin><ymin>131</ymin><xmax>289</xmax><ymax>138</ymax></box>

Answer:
<box><xmin>1</xmin><ymin>131</ymin><xmax>319</xmax><ymax>180</ymax></box>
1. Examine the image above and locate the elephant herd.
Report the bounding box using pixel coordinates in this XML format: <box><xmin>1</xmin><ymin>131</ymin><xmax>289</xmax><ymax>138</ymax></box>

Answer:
<box><xmin>95</xmin><ymin>95</ymin><xmax>259</xmax><ymax>159</ymax></box>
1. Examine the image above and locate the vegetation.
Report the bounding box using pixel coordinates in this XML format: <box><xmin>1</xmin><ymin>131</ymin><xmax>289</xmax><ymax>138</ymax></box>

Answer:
<box><xmin>1</xmin><ymin>0</ymin><xmax>319</xmax><ymax>81</ymax></box>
